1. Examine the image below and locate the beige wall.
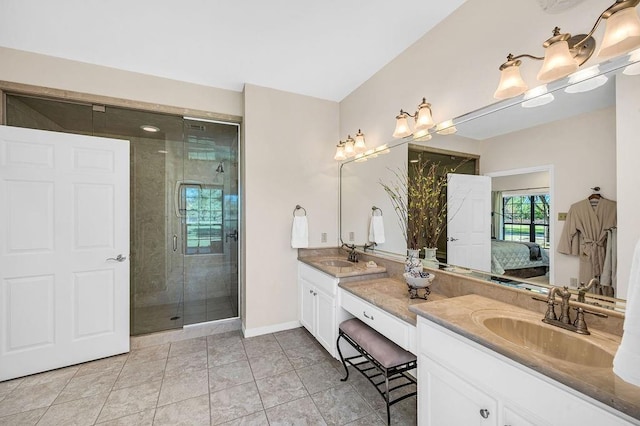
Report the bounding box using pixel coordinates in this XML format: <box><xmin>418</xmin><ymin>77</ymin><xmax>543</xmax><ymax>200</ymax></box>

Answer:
<box><xmin>243</xmin><ymin>84</ymin><xmax>339</xmax><ymax>335</ymax></box>
<box><xmin>0</xmin><ymin>47</ymin><xmax>243</xmax><ymax>117</ymax></box>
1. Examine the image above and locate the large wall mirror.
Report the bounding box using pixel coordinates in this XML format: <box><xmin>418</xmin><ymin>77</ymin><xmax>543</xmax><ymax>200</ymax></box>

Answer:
<box><xmin>340</xmin><ymin>52</ymin><xmax>640</xmax><ymax>311</ymax></box>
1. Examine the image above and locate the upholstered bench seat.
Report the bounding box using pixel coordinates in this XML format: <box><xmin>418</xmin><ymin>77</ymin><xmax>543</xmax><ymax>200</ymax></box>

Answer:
<box><xmin>337</xmin><ymin>318</ymin><xmax>417</xmax><ymax>425</ymax></box>
<box><xmin>339</xmin><ymin>318</ymin><xmax>416</xmax><ymax>368</ymax></box>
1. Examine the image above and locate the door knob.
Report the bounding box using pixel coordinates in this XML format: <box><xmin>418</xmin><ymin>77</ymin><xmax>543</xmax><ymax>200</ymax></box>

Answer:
<box><xmin>448</xmin><ymin>237</ymin><xmax>459</xmax><ymax>242</ymax></box>
<box><xmin>106</xmin><ymin>254</ymin><xmax>127</xmax><ymax>262</ymax></box>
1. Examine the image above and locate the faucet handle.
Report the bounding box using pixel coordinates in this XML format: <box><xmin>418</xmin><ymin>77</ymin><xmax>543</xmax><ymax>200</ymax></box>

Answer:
<box><xmin>544</xmin><ymin>299</ymin><xmax>557</xmax><ymax>321</ymax></box>
<box><xmin>573</xmin><ymin>308</ymin><xmax>591</xmax><ymax>335</ymax></box>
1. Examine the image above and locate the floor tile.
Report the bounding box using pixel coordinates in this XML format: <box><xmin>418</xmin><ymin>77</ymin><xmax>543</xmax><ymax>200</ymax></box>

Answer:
<box><xmin>284</xmin><ymin>343</ymin><xmax>331</xmax><ymax>369</ymax></box>
<box><xmin>18</xmin><ymin>366</ymin><xmax>78</xmax><ymax>388</ymax></box>
<box><xmin>248</xmin><ymin>350</ymin><xmax>293</xmax><ymax>380</ymax></box>
<box><xmin>344</xmin><ymin>413</ymin><xmax>386</xmax><ymax>425</ymax></box>
<box><xmin>0</xmin><ymin>407</ymin><xmax>46</xmax><ymax>426</ymax></box>
<box><xmin>265</xmin><ymin>396</ymin><xmax>326</xmax><ymax>426</ymax></box>
<box><xmin>165</xmin><ymin>350</ymin><xmax>208</xmax><ymax>377</ymax></box>
<box><xmin>125</xmin><ymin>344</ymin><xmax>170</xmax><ymax>366</ymax></box>
<box><xmin>219</xmin><ymin>410</ymin><xmax>269</xmax><ymax>425</ymax></box>
<box><xmin>208</xmin><ymin>341</ymin><xmax>247</xmax><ymax>367</ymax></box>
<box><xmin>374</xmin><ymin>395</ymin><xmax>417</xmax><ymax>426</ymax></box>
<box><xmin>209</xmin><ymin>382</ymin><xmax>263</xmax><ymax>425</ymax></box>
<box><xmin>94</xmin><ymin>408</ymin><xmax>155</xmax><ymax>425</ymax></box>
<box><xmin>208</xmin><ymin>360</ymin><xmax>254</xmax><ymax>392</ymax></box>
<box><xmin>114</xmin><ymin>359</ymin><xmax>166</xmax><ymax>390</ymax></box>
<box><xmin>75</xmin><ymin>355</ymin><xmax>127</xmax><ymax>377</ymax></box>
<box><xmin>0</xmin><ymin>378</ymin><xmax>23</xmax><ymax>400</ymax></box>
<box><xmin>96</xmin><ymin>380</ymin><xmax>162</xmax><ymax>423</ymax></box>
<box><xmin>0</xmin><ymin>377</ymin><xmax>68</xmax><ymax>417</ymax></box>
<box><xmin>255</xmin><ymin>371</ymin><xmax>308</xmax><ymax>409</ymax></box>
<box><xmin>297</xmin><ymin>361</ymin><xmax>345</xmax><ymax>394</ymax></box>
<box><xmin>157</xmin><ymin>368</ymin><xmax>209</xmax><ymax>407</ymax></box>
<box><xmin>154</xmin><ymin>394</ymin><xmax>210</xmax><ymax>425</ymax></box>
<box><xmin>55</xmin><ymin>370</ymin><xmax>119</xmax><ymax>404</ymax></box>
<box><xmin>311</xmin><ymin>383</ymin><xmax>373</xmax><ymax>426</ymax></box>
<box><xmin>168</xmin><ymin>337</ymin><xmax>207</xmax><ymax>358</ymax></box>
<box><xmin>207</xmin><ymin>330</ymin><xmax>243</xmax><ymax>349</ymax></box>
<box><xmin>242</xmin><ymin>334</ymin><xmax>282</xmax><ymax>358</ymax></box>
<box><xmin>273</xmin><ymin>328</ymin><xmax>315</xmax><ymax>350</ymax></box>
<box><xmin>37</xmin><ymin>393</ymin><xmax>106</xmax><ymax>426</ymax></box>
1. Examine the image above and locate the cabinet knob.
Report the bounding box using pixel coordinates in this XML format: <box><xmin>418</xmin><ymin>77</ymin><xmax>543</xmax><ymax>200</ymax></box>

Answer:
<box><xmin>309</xmin><ymin>289</ymin><xmax>314</xmax><ymax>294</ymax></box>
<box><xmin>479</xmin><ymin>409</ymin><xmax>490</xmax><ymax>419</ymax></box>
<box><xmin>313</xmin><ymin>292</ymin><xmax>317</xmax><ymax>296</ymax></box>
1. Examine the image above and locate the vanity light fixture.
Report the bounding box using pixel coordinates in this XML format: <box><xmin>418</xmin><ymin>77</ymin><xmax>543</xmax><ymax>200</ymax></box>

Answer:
<box><xmin>494</xmin><ymin>0</ymin><xmax>640</xmax><ymax>100</ymax></box>
<box><xmin>333</xmin><ymin>130</ymin><xmax>367</xmax><ymax>161</ymax></box>
<box><xmin>392</xmin><ymin>98</ymin><xmax>435</xmax><ymax>139</ymax></box>
<box><xmin>521</xmin><ymin>85</ymin><xmax>555</xmax><ymax>108</ymax></box>
<box><xmin>140</xmin><ymin>125</ymin><xmax>160</xmax><ymax>132</ymax></box>
<box><xmin>564</xmin><ymin>65</ymin><xmax>609</xmax><ymax>93</ymax></box>
<box><xmin>435</xmin><ymin>119</ymin><xmax>457</xmax><ymax>135</ymax></box>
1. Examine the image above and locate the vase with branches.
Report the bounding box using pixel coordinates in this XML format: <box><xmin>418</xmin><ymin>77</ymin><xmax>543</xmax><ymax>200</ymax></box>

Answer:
<box><xmin>380</xmin><ymin>154</ymin><xmax>468</xmax><ymax>257</ymax></box>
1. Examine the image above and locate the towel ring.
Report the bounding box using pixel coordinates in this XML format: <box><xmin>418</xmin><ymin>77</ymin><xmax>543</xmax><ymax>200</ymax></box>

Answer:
<box><xmin>293</xmin><ymin>205</ymin><xmax>307</xmax><ymax>217</ymax></box>
<box><xmin>372</xmin><ymin>206</ymin><xmax>383</xmax><ymax>216</ymax></box>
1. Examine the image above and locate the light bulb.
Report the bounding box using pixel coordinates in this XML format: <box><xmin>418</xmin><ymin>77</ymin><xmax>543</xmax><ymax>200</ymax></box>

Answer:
<box><xmin>392</xmin><ymin>112</ymin><xmax>412</xmax><ymax>138</ymax></box>
<box><xmin>354</xmin><ymin>129</ymin><xmax>366</xmax><ymax>153</ymax></box>
<box><xmin>414</xmin><ymin>99</ymin><xmax>434</xmax><ymax>133</ymax></box>
<box><xmin>334</xmin><ymin>144</ymin><xmax>346</xmax><ymax>161</ymax></box>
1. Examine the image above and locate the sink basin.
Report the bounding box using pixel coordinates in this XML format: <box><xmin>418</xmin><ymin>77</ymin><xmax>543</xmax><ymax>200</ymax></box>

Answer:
<box><xmin>479</xmin><ymin>316</ymin><xmax>614</xmax><ymax>368</ymax></box>
<box><xmin>317</xmin><ymin>259</ymin><xmax>356</xmax><ymax>268</ymax></box>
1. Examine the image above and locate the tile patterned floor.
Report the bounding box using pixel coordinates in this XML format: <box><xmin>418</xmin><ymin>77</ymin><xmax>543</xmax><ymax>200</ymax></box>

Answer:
<box><xmin>0</xmin><ymin>328</ymin><xmax>416</xmax><ymax>425</ymax></box>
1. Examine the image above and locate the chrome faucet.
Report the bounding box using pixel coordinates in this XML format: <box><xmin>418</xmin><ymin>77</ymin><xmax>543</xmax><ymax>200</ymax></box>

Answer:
<box><xmin>542</xmin><ymin>286</ymin><xmax>591</xmax><ymax>335</ymax></box>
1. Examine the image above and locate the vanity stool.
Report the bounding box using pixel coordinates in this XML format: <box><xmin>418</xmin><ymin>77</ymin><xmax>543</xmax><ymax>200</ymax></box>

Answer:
<box><xmin>336</xmin><ymin>318</ymin><xmax>417</xmax><ymax>425</ymax></box>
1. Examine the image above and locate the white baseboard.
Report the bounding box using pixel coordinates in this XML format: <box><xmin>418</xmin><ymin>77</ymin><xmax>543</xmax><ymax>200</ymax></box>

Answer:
<box><xmin>242</xmin><ymin>320</ymin><xmax>302</xmax><ymax>338</ymax></box>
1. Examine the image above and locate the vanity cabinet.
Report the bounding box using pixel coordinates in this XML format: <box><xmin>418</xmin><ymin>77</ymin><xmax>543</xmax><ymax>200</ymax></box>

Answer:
<box><xmin>340</xmin><ymin>289</ymin><xmax>416</xmax><ymax>353</ymax></box>
<box><xmin>298</xmin><ymin>263</ymin><xmax>339</xmax><ymax>357</ymax></box>
<box><xmin>417</xmin><ymin>317</ymin><xmax>637</xmax><ymax>426</ymax></box>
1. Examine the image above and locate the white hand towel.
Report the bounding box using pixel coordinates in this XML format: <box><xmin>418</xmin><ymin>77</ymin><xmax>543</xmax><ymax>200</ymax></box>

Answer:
<box><xmin>368</xmin><ymin>216</ymin><xmax>385</xmax><ymax>244</ymax></box>
<box><xmin>613</xmin><ymin>238</ymin><xmax>640</xmax><ymax>386</ymax></box>
<box><xmin>291</xmin><ymin>216</ymin><xmax>309</xmax><ymax>248</ymax></box>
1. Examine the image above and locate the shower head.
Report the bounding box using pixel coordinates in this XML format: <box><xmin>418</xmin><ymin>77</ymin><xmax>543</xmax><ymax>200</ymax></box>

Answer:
<box><xmin>215</xmin><ymin>162</ymin><xmax>224</xmax><ymax>173</ymax></box>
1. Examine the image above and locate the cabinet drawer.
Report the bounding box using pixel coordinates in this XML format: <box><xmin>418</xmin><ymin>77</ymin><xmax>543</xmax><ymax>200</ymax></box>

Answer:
<box><xmin>340</xmin><ymin>290</ymin><xmax>413</xmax><ymax>352</ymax></box>
<box><xmin>299</xmin><ymin>263</ymin><xmax>338</xmax><ymax>295</ymax></box>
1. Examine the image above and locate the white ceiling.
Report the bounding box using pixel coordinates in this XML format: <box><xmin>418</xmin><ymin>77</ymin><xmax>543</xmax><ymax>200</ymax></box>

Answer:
<box><xmin>0</xmin><ymin>0</ymin><xmax>467</xmax><ymax>102</ymax></box>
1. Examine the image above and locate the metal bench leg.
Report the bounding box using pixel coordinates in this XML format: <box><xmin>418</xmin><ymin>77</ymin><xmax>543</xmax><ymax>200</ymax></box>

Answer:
<box><xmin>385</xmin><ymin>374</ymin><xmax>391</xmax><ymax>425</ymax></box>
<box><xmin>336</xmin><ymin>333</ymin><xmax>350</xmax><ymax>382</ymax></box>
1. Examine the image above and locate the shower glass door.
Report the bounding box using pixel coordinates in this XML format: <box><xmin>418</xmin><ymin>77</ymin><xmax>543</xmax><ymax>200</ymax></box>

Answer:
<box><xmin>182</xmin><ymin>119</ymin><xmax>239</xmax><ymax>324</ymax></box>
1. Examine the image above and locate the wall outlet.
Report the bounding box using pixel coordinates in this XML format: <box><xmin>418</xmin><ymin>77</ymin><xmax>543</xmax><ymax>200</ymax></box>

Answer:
<box><xmin>558</xmin><ymin>212</ymin><xmax>568</xmax><ymax>221</ymax></box>
<box><xmin>321</xmin><ymin>232</ymin><xmax>327</xmax><ymax>243</ymax></box>
<box><xmin>570</xmin><ymin>277</ymin><xmax>578</xmax><ymax>287</ymax></box>
<box><xmin>348</xmin><ymin>232</ymin><xmax>355</xmax><ymax>242</ymax></box>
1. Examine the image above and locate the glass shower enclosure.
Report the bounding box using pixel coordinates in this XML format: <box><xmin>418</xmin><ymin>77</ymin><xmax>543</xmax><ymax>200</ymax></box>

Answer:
<box><xmin>4</xmin><ymin>94</ymin><xmax>240</xmax><ymax>335</ymax></box>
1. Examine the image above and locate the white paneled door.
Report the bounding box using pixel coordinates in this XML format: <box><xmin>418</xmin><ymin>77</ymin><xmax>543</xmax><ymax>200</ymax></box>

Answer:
<box><xmin>0</xmin><ymin>125</ymin><xmax>130</xmax><ymax>381</ymax></box>
<box><xmin>447</xmin><ymin>173</ymin><xmax>491</xmax><ymax>273</ymax></box>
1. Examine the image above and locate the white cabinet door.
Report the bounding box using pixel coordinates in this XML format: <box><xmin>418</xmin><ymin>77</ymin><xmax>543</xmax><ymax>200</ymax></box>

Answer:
<box><xmin>503</xmin><ymin>407</ymin><xmax>539</xmax><ymax>426</ymax></box>
<box><xmin>315</xmin><ymin>289</ymin><xmax>335</xmax><ymax>353</ymax></box>
<box><xmin>300</xmin><ymin>278</ymin><xmax>315</xmax><ymax>334</ymax></box>
<box><xmin>419</xmin><ymin>354</ymin><xmax>497</xmax><ymax>426</ymax></box>
<box><xmin>0</xmin><ymin>126</ymin><xmax>130</xmax><ymax>381</ymax></box>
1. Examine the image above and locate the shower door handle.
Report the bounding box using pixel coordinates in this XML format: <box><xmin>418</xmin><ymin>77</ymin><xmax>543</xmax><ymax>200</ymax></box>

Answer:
<box><xmin>173</xmin><ymin>235</ymin><xmax>178</xmax><ymax>252</ymax></box>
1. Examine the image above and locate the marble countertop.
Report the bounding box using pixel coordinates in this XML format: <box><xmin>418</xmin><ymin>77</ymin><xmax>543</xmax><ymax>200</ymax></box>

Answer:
<box><xmin>410</xmin><ymin>294</ymin><xmax>640</xmax><ymax>421</ymax></box>
<box><xmin>298</xmin><ymin>255</ymin><xmax>387</xmax><ymax>279</ymax></box>
<box><xmin>339</xmin><ymin>278</ymin><xmax>446</xmax><ymax>326</ymax></box>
